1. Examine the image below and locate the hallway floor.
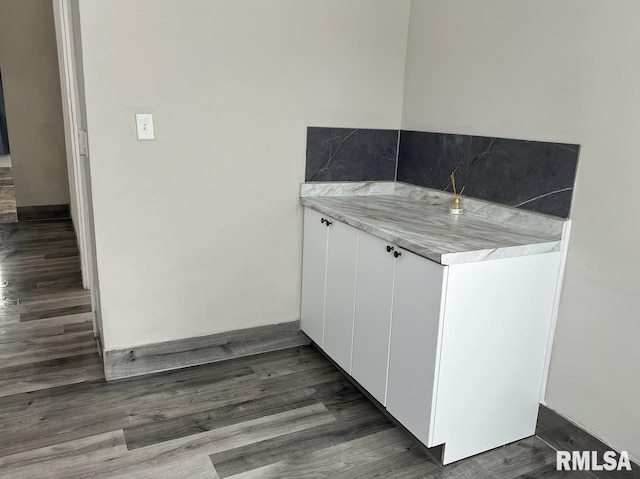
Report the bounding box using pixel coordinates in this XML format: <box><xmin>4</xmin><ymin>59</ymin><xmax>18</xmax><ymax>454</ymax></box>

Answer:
<box><xmin>0</xmin><ymin>162</ymin><xmax>18</xmax><ymax>223</ymax></box>
<box><xmin>0</xmin><ymin>217</ymin><xmax>100</xmax><ymax>397</ymax></box>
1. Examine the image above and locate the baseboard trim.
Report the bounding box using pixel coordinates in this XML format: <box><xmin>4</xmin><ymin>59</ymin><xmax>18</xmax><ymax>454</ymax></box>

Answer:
<box><xmin>17</xmin><ymin>204</ymin><xmax>71</xmax><ymax>221</ymax></box>
<box><xmin>536</xmin><ymin>404</ymin><xmax>640</xmax><ymax>473</ymax></box>
<box><xmin>104</xmin><ymin>320</ymin><xmax>310</xmax><ymax>381</ymax></box>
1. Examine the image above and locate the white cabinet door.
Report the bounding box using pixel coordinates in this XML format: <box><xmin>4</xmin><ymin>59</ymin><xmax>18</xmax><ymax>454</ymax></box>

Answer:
<box><xmin>351</xmin><ymin>232</ymin><xmax>396</xmax><ymax>405</ymax></box>
<box><xmin>300</xmin><ymin>208</ymin><xmax>329</xmax><ymax>345</ymax></box>
<box><xmin>386</xmin><ymin>248</ymin><xmax>446</xmax><ymax>446</ymax></box>
<box><xmin>323</xmin><ymin>221</ymin><xmax>359</xmax><ymax>373</ymax></box>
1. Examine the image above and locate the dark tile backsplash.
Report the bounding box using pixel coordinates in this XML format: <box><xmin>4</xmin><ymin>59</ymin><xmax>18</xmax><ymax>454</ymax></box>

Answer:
<box><xmin>305</xmin><ymin>127</ymin><xmax>579</xmax><ymax>218</ymax></box>
<box><xmin>305</xmin><ymin>127</ymin><xmax>398</xmax><ymax>182</ymax></box>
<box><xmin>397</xmin><ymin>131</ymin><xmax>579</xmax><ymax>218</ymax></box>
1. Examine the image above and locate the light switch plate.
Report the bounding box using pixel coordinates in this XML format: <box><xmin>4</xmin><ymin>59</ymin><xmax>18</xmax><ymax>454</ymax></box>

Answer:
<box><xmin>135</xmin><ymin>113</ymin><xmax>155</xmax><ymax>140</ymax></box>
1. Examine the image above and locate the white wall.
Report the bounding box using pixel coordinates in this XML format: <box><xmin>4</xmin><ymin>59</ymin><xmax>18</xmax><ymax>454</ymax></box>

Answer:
<box><xmin>77</xmin><ymin>0</ymin><xmax>410</xmax><ymax>349</ymax></box>
<box><xmin>0</xmin><ymin>0</ymin><xmax>70</xmax><ymax>207</ymax></box>
<box><xmin>402</xmin><ymin>0</ymin><xmax>640</xmax><ymax>461</ymax></box>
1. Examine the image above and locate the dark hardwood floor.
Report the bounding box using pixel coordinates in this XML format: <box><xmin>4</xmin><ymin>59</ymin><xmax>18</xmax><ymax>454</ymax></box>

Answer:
<box><xmin>0</xmin><ymin>219</ymin><xmax>599</xmax><ymax>478</ymax></box>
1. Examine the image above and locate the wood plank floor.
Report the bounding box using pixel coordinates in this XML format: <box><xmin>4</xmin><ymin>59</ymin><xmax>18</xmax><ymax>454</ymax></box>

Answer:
<box><xmin>0</xmin><ymin>218</ymin><xmax>100</xmax><ymax>398</ymax></box>
<box><xmin>1</xmin><ymin>345</ymin><xmax>583</xmax><ymax>479</ymax></box>
<box><xmin>0</xmin><ymin>345</ymin><xmax>599</xmax><ymax>479</ymax></box>
<box><xmin>0</xmin><ymin>167</ymin><xmax>18</xmax><ymax>223</ymax></box>
<box><xmin>0</xmin><ymin>219</ymin><xmax>597</xmax><ymax>478</ymax></box>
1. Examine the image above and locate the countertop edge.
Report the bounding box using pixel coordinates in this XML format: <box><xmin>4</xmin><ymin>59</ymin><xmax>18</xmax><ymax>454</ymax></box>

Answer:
<box><xmin>301</xmin><ymin>197</ymin><xmax>562</xmax><ymax>265</ymax></box>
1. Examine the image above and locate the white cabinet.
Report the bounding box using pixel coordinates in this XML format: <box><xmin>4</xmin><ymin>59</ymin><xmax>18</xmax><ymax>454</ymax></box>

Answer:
<box><xmin>300</xmin><ymin>208</ymin><xmax>328</xmax><ymax>346</ymax></box>
<box><xmin>386</xmin><ymin>248</ymin><xmax>446</xmax><ymax>446</ymax></box>
<box><xmin>300</xmin><ymin>208</ymin><xmax>359</xmax><ymax>372</ymax></box>
<box><xmin>300</xmin><ymin>206</ymin><xmax>562</xmax><ymax>464</ymax></box>
<box><xmin>323</xmin><ymin>218</ymin><xmax>359</xmax><ymax>372</ymax></box>
<box><xmin>351</xmin><ymin>232</ymin><xmax>396</xmax><ymax>405</ymax></box>
<box><xmin>430</xmin><ymin>253</ymin><xmax>561</xmax><ymax>463</ymax></box>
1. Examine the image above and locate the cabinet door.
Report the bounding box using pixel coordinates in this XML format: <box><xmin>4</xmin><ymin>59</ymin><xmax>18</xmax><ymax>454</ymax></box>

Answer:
<box><xmin>351</xmin><ymin>232</ymin><xmax>396</xmax><ymax>405</ymax></box>
<box><xmin>300</xmin><ymin>208</ymin><xmax>329</xmax><ymax>345</ymax></box>
<box><xmin>386</xmin><ymin>248</ymin><xmax>446</xmax><ymax>446</ymax></box>
<box><xmin>323</xmin><ymin>221</ymin><xmax>359</xmax><ymax>373</ymax></box>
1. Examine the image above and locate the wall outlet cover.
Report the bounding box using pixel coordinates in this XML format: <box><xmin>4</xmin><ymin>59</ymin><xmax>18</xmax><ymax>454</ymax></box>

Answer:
<box><xmin>135</xmin><ymin>113</ymin><xmax>155</xmax><ymax>140</ymax></box>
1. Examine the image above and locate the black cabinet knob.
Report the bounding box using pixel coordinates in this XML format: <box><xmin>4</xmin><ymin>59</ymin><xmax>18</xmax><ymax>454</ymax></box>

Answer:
<box><xmin>386</xmin><ymin>245</ymin><xmax>394</xmax><ymax>253</ymax></box>
<box><xmin>321</xmin><ymin>218</ymin><xmax>326</xmax><ymax>224</ymax></box>
<box><xmin>325</xmin><ymin>219</ymin><xmax>332</xmax><ymax>226</ymax></box>
<box><xmin>394</xmin><ymin>251</ymin><xmax>402</xmax><ymax>258</ymax></box>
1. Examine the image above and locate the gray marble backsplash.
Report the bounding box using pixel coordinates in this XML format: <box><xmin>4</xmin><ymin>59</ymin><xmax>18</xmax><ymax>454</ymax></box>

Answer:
<box><xmin>305</xmin><ymin>127</ymin><xmax>398</xmax><ymax>182</ymax></box>
<box><xmin>397</xmin><ymin>131</ymin><xmax>579</xmax><ymax>219</ymax></box>
<box><xmin>305</xmin><ymin>127</ymin><xmax>580</xmax><ymax>219</ymax></box>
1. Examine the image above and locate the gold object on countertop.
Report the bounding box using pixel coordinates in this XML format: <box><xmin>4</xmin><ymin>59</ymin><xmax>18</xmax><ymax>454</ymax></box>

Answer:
<box><xmin>449</xmin><ymin>195</ymin><xmax>464</xmax><ymax>215</ymax></box>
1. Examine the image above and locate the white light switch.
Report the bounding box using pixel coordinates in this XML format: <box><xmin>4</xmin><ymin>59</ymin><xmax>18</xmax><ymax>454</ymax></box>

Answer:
<box><xmin>135</xmin><ymin>113</ymin><xmax>155</xmax><ymax>140</ymax></box>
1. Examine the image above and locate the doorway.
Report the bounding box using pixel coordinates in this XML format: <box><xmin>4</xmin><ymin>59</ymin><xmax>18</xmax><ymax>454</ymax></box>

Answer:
<box><xmin>0</xmin><ymin>0</ymin><xmax>103</xmax><ymax>393</ymax></box>
<box><xmin>0</xmin><ymin>69</ymin><xmax>17</xmax><ymax>223</ymax></box>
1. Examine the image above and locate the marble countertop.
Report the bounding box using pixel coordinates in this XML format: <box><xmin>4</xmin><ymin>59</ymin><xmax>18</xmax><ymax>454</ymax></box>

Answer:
<box><xmin>300</xmin><ymin>182</ymin><xmax>566</xmax><ymax>265</ymax></box>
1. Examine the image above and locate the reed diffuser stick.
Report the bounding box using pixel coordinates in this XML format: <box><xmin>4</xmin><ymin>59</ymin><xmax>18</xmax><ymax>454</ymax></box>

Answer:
<box><xmin>450</xmin><ymin>172</ymin><xmax>457</xmax><ymax>196</ymax></box>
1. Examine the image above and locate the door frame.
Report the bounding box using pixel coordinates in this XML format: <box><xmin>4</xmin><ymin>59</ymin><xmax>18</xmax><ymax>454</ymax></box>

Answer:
<box><xmin>52</xmin><ymin>0</ymin><xmax>100</xmax><ymax>340</ymax></box>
